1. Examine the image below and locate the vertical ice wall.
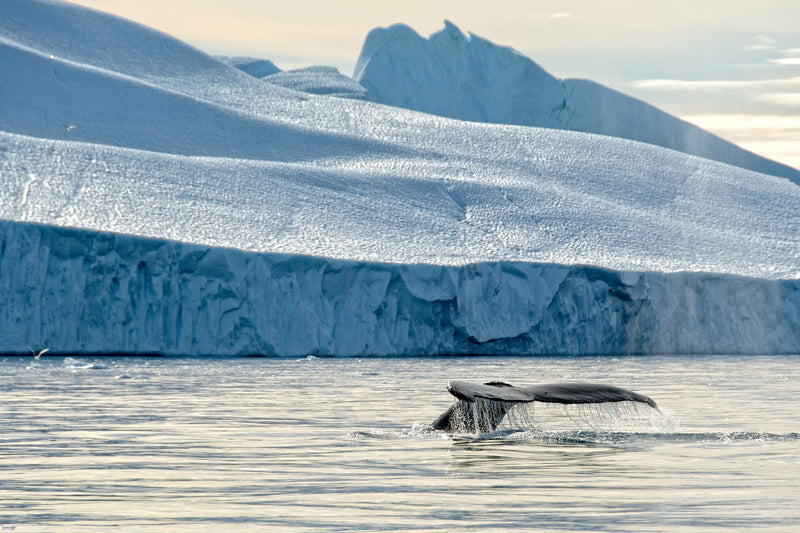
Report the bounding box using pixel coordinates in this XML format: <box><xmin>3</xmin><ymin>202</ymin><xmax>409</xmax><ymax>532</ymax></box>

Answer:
<box><xmin>1</xmin><ymin>220</ymin><xmax>798</xmax><ymax>356</ymax></box>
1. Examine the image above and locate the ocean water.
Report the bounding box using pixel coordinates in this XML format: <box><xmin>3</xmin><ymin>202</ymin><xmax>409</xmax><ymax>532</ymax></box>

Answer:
<box><xmin>1</xmin><ymin>355</ymin><xmax>798</xmax><ymax>532</ymax></box>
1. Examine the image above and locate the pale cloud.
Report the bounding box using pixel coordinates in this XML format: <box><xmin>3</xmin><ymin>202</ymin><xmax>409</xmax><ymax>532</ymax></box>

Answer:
<box><xmin>682</xmin><ymin>114</ymin><xmax>800</xmax><ymax>170</ymax></box>
<box><xmin>743</xmin><ymin>35</ymin><xmax>777</xmax><ymax>51</ymax></box>
<box><xmin>631</xmin><ymin>79</ymin><xmax>761</xmax><ymax>90</ymax></box>
<box><xmin>681</xmin><ymin>114</ymin><xmax>800</xmax><ymax>130</ymax></box>
<box><xmin>768</xmin><ymin>48</ymin><xmax>800</xmax><ymax>66</ymax></box>
<box><xmin>631</xmin><ymin>77</ymin><xmax>800</xmax><ymax>91</ymax></box>
<box><xmin>735</xmin><ymin>141</ymin><xmax>800</xmax><ymax>171</ymax></box>
<box><xmin>743</xmin><ymin>44</ymin><xmax>774</xmax><ymax>51</ymax></box>
<box><xmin>760</xmin><ymin>93</ymin><xmax>800</xmax><ymax>108</ymax></box>
<box><xmin>771</xmin><ymin>57</ymin><xmax>800</xmax><ymax>66</ymax></box>
<box><xmin>546</xmin><ymin>12</ymin><xmax>572</xmax><ymax>19</ymax></box>
<box><xmin>635</xmin><ymin>77</ymin><xmax>800</xmax><ymax>170</ymax></box>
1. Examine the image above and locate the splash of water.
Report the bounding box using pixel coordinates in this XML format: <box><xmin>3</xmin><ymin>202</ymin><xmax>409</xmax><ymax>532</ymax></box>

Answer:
<box><xmin>62</xmin><ymin>357</ymin><xmax>109</xmax><ymax>370</ymax></box>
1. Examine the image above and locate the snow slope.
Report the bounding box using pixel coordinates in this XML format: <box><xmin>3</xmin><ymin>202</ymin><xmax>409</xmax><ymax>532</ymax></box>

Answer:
<box><xmin>355</xmin><ymin>22</ymin><xmax>800</xmax><ymax>184</ymax></box>
<box><xmin>218</xmin><ymin>57</ymin><xmax>367</xmax><ymax>99</ymax></box>
<box><xmin>3</xmin><ymin>128</ymin><xmax>799</xmax><ymax>277</ymax></box>
<box><xmin>218</xmin><ymin>56</ymin><xmax>281</xmax><ymax>78</ymax></box>
<box><xmin>1</xmin><ymin>0</ymin><xmax>799</xmax><ymax>355</ymax></box>
<box><xmin>263</xmin><ymin>67</ymin><xmax>368</xmax><ymax>99</ymax></box>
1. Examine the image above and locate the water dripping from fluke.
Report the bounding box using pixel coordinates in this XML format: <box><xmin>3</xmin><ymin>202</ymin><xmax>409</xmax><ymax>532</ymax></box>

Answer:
<box><xmin>353</xmin><ymin>381</ymin><xmax>797</xmax><ymax>445</ymax></box>
<box><xmin>430</xmin><ymin>380</ymin><xmax>672</xmax><ymax>437</ymax></box>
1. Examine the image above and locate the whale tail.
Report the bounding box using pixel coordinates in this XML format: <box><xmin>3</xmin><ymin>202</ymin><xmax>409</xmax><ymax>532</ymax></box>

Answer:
<box><xmin>431</xmin><ymin>399</ymin><xmax>515</xmax><ymax>434</ymax></box>
<box><xmin>432</xmin><ymin>380</ymin><xmax>658</xmax><ymax>433</ymax></box>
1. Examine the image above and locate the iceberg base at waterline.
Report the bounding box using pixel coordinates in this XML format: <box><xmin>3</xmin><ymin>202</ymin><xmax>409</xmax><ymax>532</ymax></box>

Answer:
<box><xmin>2</xmin><ymin>220</ymin><xmax>797</xmax><ymax>357</ymax></box>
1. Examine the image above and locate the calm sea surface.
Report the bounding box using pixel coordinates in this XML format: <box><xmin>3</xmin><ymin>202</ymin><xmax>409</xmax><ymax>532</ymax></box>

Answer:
<box><xmin>1</xmin><ymin>355</ymin><xmax>798</xmax><ymax>532</ymax></box>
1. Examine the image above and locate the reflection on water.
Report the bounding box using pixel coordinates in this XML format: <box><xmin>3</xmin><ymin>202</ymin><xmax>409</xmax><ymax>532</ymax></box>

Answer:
<box><xmin>1</xmin><ymin>355</ymin><xmax>798</xmax><ymax>532</ymax></box>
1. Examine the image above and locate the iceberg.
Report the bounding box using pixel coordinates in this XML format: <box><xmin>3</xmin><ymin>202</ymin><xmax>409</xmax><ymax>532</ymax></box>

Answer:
<box><xmin>354</xmin><ymin>21</ymin><xmax>800</xmax><ymax>184</ymax></box>
<box><xmin>1</xmin><ymin>0</ymin><xmax>799</xmax><ymax>356</ymax></box>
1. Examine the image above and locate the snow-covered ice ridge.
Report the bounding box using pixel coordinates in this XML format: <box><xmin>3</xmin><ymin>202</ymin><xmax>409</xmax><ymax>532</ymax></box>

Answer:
<box><xmin>1</xmin><ymin>0</ymin><xmax>799</xmax><ymax>355</ymax></box>
<box><xmin>355</xmin><ymin>21</ymin><xmax>800</xmax><ymax>184</ymax></box>
<box><xmin>216</xmin><ymin>57</ymin><xmax>367</xmax><ymax>99</ymax></box>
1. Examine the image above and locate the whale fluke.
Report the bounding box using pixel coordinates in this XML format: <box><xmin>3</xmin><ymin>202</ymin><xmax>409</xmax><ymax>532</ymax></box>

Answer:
<box><xmin>432</xmin><ymin>380</ymin><xmax>658</xmax><ymax>433</ymax></box>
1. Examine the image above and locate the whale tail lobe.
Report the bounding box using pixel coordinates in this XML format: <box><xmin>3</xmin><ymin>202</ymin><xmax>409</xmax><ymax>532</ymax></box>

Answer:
<box><xmin>432</xmin><ymin>380</ymin><xmax>658</xmax><ymax>433</ymax></box>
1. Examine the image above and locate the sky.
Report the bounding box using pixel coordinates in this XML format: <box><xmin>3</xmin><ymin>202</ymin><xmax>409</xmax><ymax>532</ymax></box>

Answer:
<box><xmin>70</xmin><ymin>0</ymin><xmax>800</xmax><ymax>171</ymax></box>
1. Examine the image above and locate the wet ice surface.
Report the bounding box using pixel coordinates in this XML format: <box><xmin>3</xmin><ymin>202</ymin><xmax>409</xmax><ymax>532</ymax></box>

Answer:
<box><xmin>1</xmin><ymin>355</ymin><xmax>798</xmax><ymax>532</ymax></box>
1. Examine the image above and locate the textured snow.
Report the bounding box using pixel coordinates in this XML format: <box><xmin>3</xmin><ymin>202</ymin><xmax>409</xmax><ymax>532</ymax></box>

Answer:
<box><xmin>217</xmin><ymin>56</ymin><xmax>281</xmax><ymax>78</ymax></box>
<box><xmin>355</xmin><ymin>21</ymin><xmax>800</xmax><ymax>184</ymax></box>
<box><xmin>3</xmin><ymin>127</ymin><xmax>800</xmax><ymax>277</ymax></box>
<box><xmin>1</xmin><ymin>0</ymin><xmax>799</xmax><ymax>356</ymax></box>
<box><xmin>263</xmin><ymin>66</ymin><xmax>368</xmax><ymax>99</ymax></box>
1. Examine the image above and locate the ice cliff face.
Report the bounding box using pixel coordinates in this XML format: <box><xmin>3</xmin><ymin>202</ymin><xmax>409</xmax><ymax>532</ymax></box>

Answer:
<box><xmin>1</xmin><ymin>1</ymin><xmax>799</xmax><ymax>356</ymax></box>
<box><xmin>3</xmin><ymin>221</ymin><xmax>798</xmax><ymax>356</ymax></box>
<box><xmin>354</xmin><ymin>22</ymin><xmax>800</xmax><ymax>184</ymax></box>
